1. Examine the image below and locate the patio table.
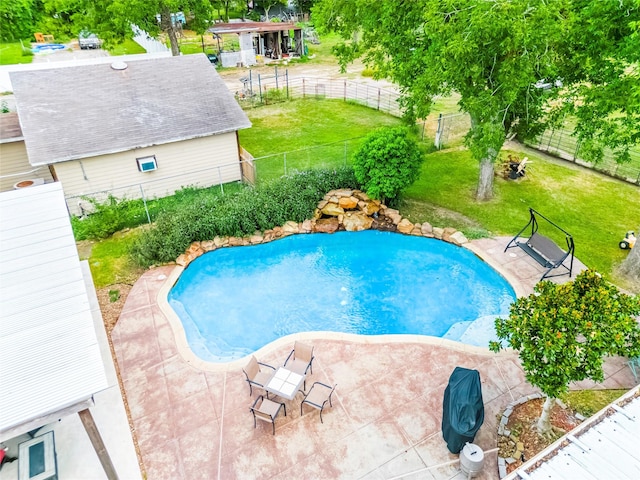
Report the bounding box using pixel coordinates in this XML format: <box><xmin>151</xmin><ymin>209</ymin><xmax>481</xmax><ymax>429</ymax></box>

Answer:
<box><xmin>265</xmin><ymin>367</ymin><xmax>305</xmax><ymax>400</ymax></box>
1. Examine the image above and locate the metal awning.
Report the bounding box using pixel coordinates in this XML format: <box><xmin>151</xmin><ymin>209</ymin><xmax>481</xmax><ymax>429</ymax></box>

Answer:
<box><xmin>0</xmin><ymin>182</ymin><xmax>108</xmax><ymax>441</ymax></box>
<box><xmin>506</xmin><ymin>387</ymin><xmax>640</xmax><ymax>480</ymax></box>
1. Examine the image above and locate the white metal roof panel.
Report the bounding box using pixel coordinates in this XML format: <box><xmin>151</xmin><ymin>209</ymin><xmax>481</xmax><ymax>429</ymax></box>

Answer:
<box><xmin>0</xmin><ymin>182</ymin><xmax>108</xmax><ymax>434</ymax></box>
<box><xmin>511</xmin><ymin>391</ymin><xmax>640</xmax><ymax>480</ymax></box>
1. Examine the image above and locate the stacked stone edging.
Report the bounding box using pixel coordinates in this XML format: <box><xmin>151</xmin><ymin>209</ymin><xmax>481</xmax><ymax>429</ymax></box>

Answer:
<box><xmin>496</xmin><ymin>392</ymin><xmax>544</xmax><ymax>478</ymax></box>
<box><xmin>176</xmin><ymin>189</ymin><xmax>470</xmax><ymax>266</ymax></box>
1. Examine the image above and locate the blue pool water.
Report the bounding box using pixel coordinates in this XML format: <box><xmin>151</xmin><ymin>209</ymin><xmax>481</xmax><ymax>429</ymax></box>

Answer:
<box><xmin>168</xmin><ymin>231</ymin><xmax>516</xmax><ymax>362</ymax></box>
<box><xmin>31</xmin><ymin>44</ymin><xmax>66</xmax><ymax>53</ymax></box>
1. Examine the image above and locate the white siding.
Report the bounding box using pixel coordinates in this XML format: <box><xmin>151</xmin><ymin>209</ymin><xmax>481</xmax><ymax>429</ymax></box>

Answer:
<box><xmin>0</xmin><ymin>182</ymin><xmax>108</xmax><ymax>436</ymax></box>
<box><xmin>0</xmin><ymin>140</ymin><xmax>54</xmax><ymax>192</ymax></box>
<box><xmin>53</xmin><ymin>133</ymin><xmax>241</xmax><ymax>214</ymax></box>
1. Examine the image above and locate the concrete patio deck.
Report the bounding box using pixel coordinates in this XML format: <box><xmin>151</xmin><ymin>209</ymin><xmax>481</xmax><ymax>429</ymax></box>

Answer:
<box><xmin>111</xmin><ymin>236</ymin><xmax>637</xmax><ymax>479</ymax></box>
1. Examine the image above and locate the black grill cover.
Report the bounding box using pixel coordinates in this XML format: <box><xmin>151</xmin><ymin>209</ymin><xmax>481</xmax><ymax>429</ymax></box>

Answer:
<box><xmin>442</xmin><ymin>367</ymin><xmax>484</xmax><ymax>454</ymax></box>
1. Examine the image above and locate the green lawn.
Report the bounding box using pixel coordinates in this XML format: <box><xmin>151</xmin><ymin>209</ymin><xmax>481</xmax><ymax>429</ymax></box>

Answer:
<box><xmin>108</xmin><ymin>39</ymin><xmax>146</xmax><ymax>56</ymax></box>
<box><xmin>0</xmin><ymin>42</ymin><xmax>34</xmax><ymax>65</ymax></box>
<box><xmin>239</xmin><ymin>98</ymin><xmax>403</xmax><ymax>181</ymax></box>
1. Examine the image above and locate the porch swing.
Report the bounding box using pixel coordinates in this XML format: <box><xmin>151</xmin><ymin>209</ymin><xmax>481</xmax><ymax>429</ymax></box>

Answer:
<box><xmin>505</xmin><ymin>208</ymin><xmax>575</xmax><ymax>281</ymax></box>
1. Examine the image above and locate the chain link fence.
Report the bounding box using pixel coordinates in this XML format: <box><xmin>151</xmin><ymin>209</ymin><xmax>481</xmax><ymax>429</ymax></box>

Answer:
<box><xmin>525</xmin><ymin>128</ymin><xmax>640</xmax><ymax>185</ymax></box>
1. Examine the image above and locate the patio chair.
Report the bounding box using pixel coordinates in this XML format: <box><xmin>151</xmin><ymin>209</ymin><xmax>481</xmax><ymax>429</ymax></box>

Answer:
<box><xmin>243</xmin><ymin>355</ymin><xmax>276</xmax><ymax>396</ymax></box>
<box><xmin>250</xmin><ymin>395</ymin><xmax>286</xmax><ymax>435</ymax></box>
<box><xmin>300</xmin><ymin>382</ymin><xmax>336</xmax><ymax>423</ymax></box>
<box><xmin>284</xmin><ymin>341</ymin><xmax>315</xmax><ymax>389</ymax></box>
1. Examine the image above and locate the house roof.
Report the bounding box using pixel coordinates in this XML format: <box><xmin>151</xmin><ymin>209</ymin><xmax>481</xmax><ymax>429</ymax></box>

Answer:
<box><xmin>209</xmin><ymin>21</ymin><xmax>301</xmax><ymax>35</ymax></box>
<box><xmin>0</xmin><ymin>182</ymin><xmax>108</xmax><ymax>439</ymax></box>
<box><xmin>506</xmin><ymin>387</ymin><xmax>640</xmax><ymax>480</ymax></box>
<box><xmin>0</xmin><ymin>112</ymin><xmax>23</xmax><ymax>143</ymax></box>
<box><xmin>10</xmin><ymin>54</ymin><xmax>251</xmax><ymax>166</ymax></box>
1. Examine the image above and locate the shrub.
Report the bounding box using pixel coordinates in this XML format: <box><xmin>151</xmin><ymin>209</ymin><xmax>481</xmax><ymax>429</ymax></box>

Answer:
<box><xmin>352</xmin><ymin>126</ymin><xmax>424</xmax><ymax>206</ymax></box>
<box><xmin>131</xmin><ymin>167</ymin><xmax>359</xmax><ymax>266</ymax></box>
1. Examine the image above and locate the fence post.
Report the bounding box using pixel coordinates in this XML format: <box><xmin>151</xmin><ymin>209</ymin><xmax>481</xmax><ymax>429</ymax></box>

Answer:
<box><xmin>258</xmin><ymin>74</ymin><xmax>263</xmax><ymax>104</ymax></box>
<box><xmin>344</xmin><ymin>80</ymin><xmax>347</xmax><ymax>101</ymax></box>
<box><xmin>139</xmin><ymin>184</ymin><xmax>151</xmax><ymax>224</ymax></box>
<box><xmin>573</xmin><ymin>139</ymin><xmax>581</xmax><ymax>163</ymax></box>
<box><xmin>435</xmin><ymin>113</ymin><xmax>443</xmax><ymax>149</ymax></box>
<box><xmin>218</xmin><ymin>167</ymin><xmax>224</xmax><ymax>194</ymax></box>
<box><xmin>275</xmin><ymin>66</ymin><xmax>279</xmax><ymax>89</ymax></box>
<box><xmin>286</xmin><ymin>69</ymin><xmax>289</xmax><ymax>99</ymax></box>
<box><xmin>377</xmin><ymin>88</ymin><xmax>381</xmax><ymax>110</ymax></box>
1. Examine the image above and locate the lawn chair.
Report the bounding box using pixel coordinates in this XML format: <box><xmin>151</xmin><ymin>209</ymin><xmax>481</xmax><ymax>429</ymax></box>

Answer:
<box><xmin>242</xmin><ymin>355</ymin><xmax>276</xmax><ymax>396</ymax></box>
<box><xmin>300</xmin><ymin>382</ymin><xmax>336</xmax><ymax>423</ymax></box>
<box><xmin>284</xmin><ymin>341</ymin><xmax>314</xmax><ymax>389</ymax></box>
<box><xmin>250</xmin><ymin>395</ymin><xmax>286</xmax><ymax>435</ymax></box>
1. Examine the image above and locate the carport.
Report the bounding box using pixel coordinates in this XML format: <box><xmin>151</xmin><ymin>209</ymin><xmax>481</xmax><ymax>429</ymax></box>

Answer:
<box><xmin>209</xmin><ymin>22</ymin><xmax>304</xmax><ymax>67</ymax></box>
<box><xmin>0</xmin><ymin>182</ymin><xmax>138</xmax><ymax>479</ymax></box>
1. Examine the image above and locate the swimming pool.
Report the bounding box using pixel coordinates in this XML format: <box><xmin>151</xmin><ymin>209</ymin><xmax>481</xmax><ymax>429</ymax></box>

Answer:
<box><xmin>31</xmin><ymin>43</ymin><xmax>66</xmax><ymax>53</ymax></box>
<box><xmin>168</xmin><ymin>230</ymin><xmax>516</xmax><ymax>362</ymax></box>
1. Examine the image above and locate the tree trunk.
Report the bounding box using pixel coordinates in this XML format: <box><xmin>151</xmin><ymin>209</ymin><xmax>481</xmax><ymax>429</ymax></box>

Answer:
<box><xmin>537</xmin><ymin>396</ymin><xmax>555</xmax><ymax>434</ymax></box>
<box><xmin>618</xmin><ymin>227</ymin><xmax>640</xmax><ymax>284</ymax></box>
<box><xmin>476</xmin><ymin>155</ymin><xmax>496</xmax><ymax>201</ymax></box>
<box><xmin>161</xmin><ymin>8</ymin><xmax>180</xmax><ymax>56</ymax></box>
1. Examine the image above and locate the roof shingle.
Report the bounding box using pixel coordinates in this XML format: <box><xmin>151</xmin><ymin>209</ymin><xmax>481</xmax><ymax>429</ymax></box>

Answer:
<box><xmin>10</xmin><ymin>55</ymin><xmax>251</xmax><ymax>166</ymax></box>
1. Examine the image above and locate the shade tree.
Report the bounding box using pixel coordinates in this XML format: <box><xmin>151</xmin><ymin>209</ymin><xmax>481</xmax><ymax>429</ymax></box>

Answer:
<box><xmin>312</xmin><ymin>0</ymin><xmax>640</xmax><ymax>201</ymax></box>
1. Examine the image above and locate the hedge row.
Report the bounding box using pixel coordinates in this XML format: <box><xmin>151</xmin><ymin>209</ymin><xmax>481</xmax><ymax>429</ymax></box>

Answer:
<box><xmin>130</xmin><ymin>167</ymin><xmax>360</xmax><ymax>266</ymax></box>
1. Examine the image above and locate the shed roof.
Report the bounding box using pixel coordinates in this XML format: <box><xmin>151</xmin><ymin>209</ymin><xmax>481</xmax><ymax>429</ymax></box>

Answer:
<box><xmin>507</xmin><ymin>387</ymin><xmax>640</xmax><ymax>480</ymax></box>
<box><xmin>10</xmin><ymin>54</ymin><xmax>251</xmax><ymax>166</ymax></box>
<box><xmin>209</xmin><ymin>21</ymin><xmax>301</xmax><ymax>34</ymax></box>
<box><xmin>0</xmin><ymin>182</ymin><xmax>108</xmax><ymax>438</ymax></box>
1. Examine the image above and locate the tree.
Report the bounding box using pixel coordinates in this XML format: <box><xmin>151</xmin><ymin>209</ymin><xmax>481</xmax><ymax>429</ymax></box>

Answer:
<box><xmin>211</xmin><ymin>0</ymin><xmax>237</xmax><ymax>22</ymax></box>
<box><xmin>352</xmin><ymin>126</ymin><xmax>423</xmax><ymax>205</ymax></box>
<box><xmin>0</xmin><ymin>0</ymin><xmax>41</xmax><ymax>41</ymax></box>
<box><xmin>86</xmin><ymin>0</ymin><xmax>213</xmax><ymax>55</ymax></box>
<box><xmin>253</xmin><ymin>0</ymin><xmax>286</xmax><ymax>20</ymax></box>
<box><xmin>292</xmin><ymin>0</ymin><xmax>315</xmax><ymax>14</ymax></box>
<box><xmin>313</xmin><ymin>0</ymin><xmax>640</xmax><ymax>201</ymax></box>
<box><xmin>489</xmin><ymin>270</ymin><xmax>640</xmax><ymax>435</ymax></box>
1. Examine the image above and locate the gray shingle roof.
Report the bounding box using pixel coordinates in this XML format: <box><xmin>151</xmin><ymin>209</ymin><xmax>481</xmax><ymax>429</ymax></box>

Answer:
<box><xmin>10</xmin><ymin>55</ymin><xmax>251</xmax><ymax>166</ymax></box>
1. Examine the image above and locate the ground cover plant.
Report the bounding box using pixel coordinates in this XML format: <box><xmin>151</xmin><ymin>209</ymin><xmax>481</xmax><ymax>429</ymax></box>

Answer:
<box><xmin>131</xmin><ymin>167</ymin><xmax>359</xmax><ymax>266</ymax></box>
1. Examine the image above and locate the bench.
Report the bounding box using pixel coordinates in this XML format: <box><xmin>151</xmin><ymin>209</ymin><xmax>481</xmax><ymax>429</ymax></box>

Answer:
<box><xmin>517</xmin><ymin>233</ymin><xmax>567</xmax><ymax>268</ymax></box>
<box><xmin>505</xmin><ymin>208</ymin><xmax>574</xmax><ymax>281</ymax></box>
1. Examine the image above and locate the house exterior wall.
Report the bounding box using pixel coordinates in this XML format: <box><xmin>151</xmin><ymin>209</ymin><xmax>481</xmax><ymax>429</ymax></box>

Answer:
<box><xmin>0</xmin><ymin>140</ymin><xmax>54</xmax><ymax>193</ymax></box>
<box><xmin>53</xmin><ymin>133</ymin><xmax>241</xmax><ymax>215</ymax></box>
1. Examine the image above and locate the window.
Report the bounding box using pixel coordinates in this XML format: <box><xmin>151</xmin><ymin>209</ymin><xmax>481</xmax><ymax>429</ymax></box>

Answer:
<box><xmin>136</xmin><ymin>155</ymin><xmax>158</xmax><ymax>172</ymax></box>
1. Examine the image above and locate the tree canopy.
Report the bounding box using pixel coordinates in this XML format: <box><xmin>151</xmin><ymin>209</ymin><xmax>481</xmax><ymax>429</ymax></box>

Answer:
<box><xmin>489</xmin><ymin>269</ymin><xmax>640</xmax><ymax>432</ymax></box>
<box><xmin>313</xmin><ymin>0</ymin><xmax>640</xmax><ymax>200</ymax></box>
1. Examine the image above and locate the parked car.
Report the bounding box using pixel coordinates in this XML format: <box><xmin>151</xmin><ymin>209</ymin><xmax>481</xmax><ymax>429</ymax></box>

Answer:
<box><xmin>78</xmin><ymin>31</ymin><xmax>102</xmax><ymax>49</ymax></box>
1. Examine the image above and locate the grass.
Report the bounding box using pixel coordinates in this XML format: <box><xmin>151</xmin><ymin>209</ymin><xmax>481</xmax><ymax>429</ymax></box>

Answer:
<box><xmin>0</xmin><ymin>42</ymin><xmax>34</xmax><ymax>65</ymax></box>
<box><xmin>107</xmin><ymin>39</ymin><xmax>146</xmax><ymax>56</ymax></box>
<box><xmin>87</xmin><ymin>229</ymin><xmax>145</xmax><ymax>289</ymax></box>
<box><xmin>561</xmin><ymin>389</ymin><xmax>628</xmax><ymax>417</ymax></box>
<box><xmin>239</xmin><ymin>98</ymin><xmax>403</xmax><ymax>181</ymax></box>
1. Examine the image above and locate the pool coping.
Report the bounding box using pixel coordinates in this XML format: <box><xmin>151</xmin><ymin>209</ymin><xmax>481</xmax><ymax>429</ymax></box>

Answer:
<box><xmin>157</xmin><ymin>234</ymin><xmax>528</xmax><ymax>373</ymax></box>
